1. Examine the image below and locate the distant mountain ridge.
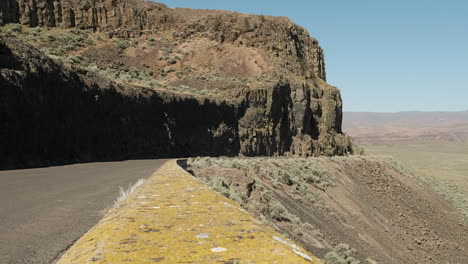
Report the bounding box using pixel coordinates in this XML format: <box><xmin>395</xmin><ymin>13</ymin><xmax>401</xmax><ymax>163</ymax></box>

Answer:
<box><xmin>343</xmin><ymin>111</ymin><xmax>468</xmax><ymax>144</ymax></box>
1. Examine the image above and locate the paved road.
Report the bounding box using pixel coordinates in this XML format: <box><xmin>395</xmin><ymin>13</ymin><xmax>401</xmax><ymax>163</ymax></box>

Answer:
<box><xmin>57</xmin><ymin>160</ymin><xmax>319</xmax><ymax>264</ymax></box>
<box><xmin>0</xmin><ymin>159</ymin><xmax>168</xmax><ymax>264</ymax></box>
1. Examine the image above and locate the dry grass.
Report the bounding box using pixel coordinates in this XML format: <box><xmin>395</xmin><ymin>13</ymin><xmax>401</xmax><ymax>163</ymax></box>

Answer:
<box><xmin>187</xmin><ymin>157</ymin><xmax>330</xmax><ymax>228</ymax></box>
<box><xmin>323</xmin><ymin>243</ymin><xmax>362</xmax><ymax>264</ymax></box>
<box><xmin>189</xmin><ymin>157</ymin><xmax>333</xmax><ymax>192</ymax></box>
<box><xmin>114</xmin><ymin>178</ymin><xmax>146</xmax><ymax>207</ymax></box>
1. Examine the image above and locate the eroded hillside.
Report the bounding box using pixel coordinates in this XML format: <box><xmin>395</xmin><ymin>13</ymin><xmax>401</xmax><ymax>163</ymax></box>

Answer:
<box><xmin>0</xmin><ymin>0</ymin><xmax>357</xmax><ymax>169</ymax></box>
<box><xmin>185</xmin><ymin>157</ymin><xmax>468</xmax><ymax>264</ymax></box>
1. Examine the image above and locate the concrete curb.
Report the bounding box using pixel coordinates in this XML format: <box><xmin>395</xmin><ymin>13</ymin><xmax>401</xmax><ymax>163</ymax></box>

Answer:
<box><xmin>57</xmin><ymin>160</ymin><xmax>321</xmax><ymax>263</ymax></box>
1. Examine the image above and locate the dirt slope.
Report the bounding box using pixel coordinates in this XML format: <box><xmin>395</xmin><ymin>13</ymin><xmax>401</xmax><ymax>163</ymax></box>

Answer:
<box><xmin>185</xmin><ymin>157</ymin><xmax>468</xmax><ymax>264</ymax></box>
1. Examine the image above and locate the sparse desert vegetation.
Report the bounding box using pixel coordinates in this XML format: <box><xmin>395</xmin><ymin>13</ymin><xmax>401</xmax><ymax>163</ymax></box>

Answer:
<box><xmin>0</xmin><ymin>24</ymin><xmax>231</xmax><ymax>98</ymax></box>
<box><xmin>0</xmin><ymin>22</ymin><xmax>279</xmax><ymax>101</ymax></box>
<box><xmin>186</xmin><ymin>156</ymin><xmax>468</xmax><ymax>264</ymax></box>
<box><xmin>187</xmin><ymin>157</ymin><xmax>341</xmax><ymax>260</ymax></box>
<box><xmin>323</xmin><ymin>243</ymin><xmax>361</xmax><ymax>264</ymax></box>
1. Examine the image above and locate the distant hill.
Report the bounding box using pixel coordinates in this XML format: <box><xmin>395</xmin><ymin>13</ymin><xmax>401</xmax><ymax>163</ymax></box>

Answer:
<box><xmin>343</xmin><ymin>111</ymin><xmax>468</xmax><ymax>144</ymax></box>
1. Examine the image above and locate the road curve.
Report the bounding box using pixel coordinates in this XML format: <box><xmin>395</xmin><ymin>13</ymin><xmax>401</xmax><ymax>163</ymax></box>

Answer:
<box><xmin>0</xmin><ymin>159</ymin><xmax>168</xmax><ymax>264</ymax></box>
<box><xmin>57</xmin><ymin>160</ymin><xmax>320</xmax><ymax>264</ymax></box>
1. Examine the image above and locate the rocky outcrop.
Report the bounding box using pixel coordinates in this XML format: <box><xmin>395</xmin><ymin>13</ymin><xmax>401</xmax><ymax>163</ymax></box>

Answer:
<box><xmin>0</xmin><ymin>0</ymin><xmax>356</xmax><ymax>169</ymax></box>
<box><xmin>184</xmin><ymin>13</ymin><xmax>327</xmax><ymax>81</ymax></box>
<box><xmin>0</xmin><ymin>0</ymin><xmax>325</xmax><ymax>79</ymax></box>
<box><xmin>0</xmin><ymin>37</ymin><xmax>352</xmax><ymax>169</ymax></box>
<box><xmin>236</xmin><ymin>80</ymin><xmax>351</xmax><ymax>157</ymax></box>
<box><xmin>0</xmin><ymin>0</ymin><xmax>171</xmax><ymax>36</ymax></box>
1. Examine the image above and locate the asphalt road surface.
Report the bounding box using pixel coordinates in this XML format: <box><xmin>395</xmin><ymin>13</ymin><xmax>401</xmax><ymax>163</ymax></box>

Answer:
<box><xmin>0</xmin><ymin>159</ymin><xmax>168</xmax><ymax>264</ymax></box>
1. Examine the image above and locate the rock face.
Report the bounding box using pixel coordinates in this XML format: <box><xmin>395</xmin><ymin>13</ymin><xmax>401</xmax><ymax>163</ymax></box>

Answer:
<box><xmin>0</xmin><ymin>0</ymin><xmax>172</xmax><ymax>35</ymax></box>
<box><xmin>236</xmin><ymin>80</ymin><xmax>350</xmax><ymax>157</ymax></box>
<box><xmin>0</xmin><ymin>0</ymin><xmax>326</xmax><ymax>79</ymax></box>
<box><xmin>0</xmin><ymin>0</ymin><xmax>355</xmax><ymax>169</ymax></box>
<box><xmin>0</xmin><ymin>37</ymin><xmax>240</xmax><ymax>168</ymax></box>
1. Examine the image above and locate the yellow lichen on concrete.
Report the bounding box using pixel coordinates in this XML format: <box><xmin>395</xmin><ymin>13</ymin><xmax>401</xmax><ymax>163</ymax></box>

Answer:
<box><xmin>57</xmin><ymin>160</ymin><xmax>322</xmax><ymax>264</ymax></box>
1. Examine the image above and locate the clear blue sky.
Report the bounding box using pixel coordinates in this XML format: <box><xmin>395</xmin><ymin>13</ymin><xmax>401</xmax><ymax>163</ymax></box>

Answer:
<box><xmin>156</xmin><ymin>0</ymin><xmax>467</xmax><ymax>112</ymax></box>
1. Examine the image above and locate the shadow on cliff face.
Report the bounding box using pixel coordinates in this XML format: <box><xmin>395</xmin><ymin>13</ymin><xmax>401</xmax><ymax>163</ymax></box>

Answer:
<box><xmin>0</xmin><ymin>41</ymin><xmax>22</xmax><ymax>70</ymax></box>
<box><xmin>0</xmin><ymin>0</ymin><xmax>362</xmax><ymax>169</ymax></box>
<box><xmin>0</xmin><ymin>38</ymin><xmax>240</xmax><ymax>169</ymax></box>
<box><xmin>0</xmin><ymin>34</ymin><xmax>355</xmax><ymax>170</ymax></box>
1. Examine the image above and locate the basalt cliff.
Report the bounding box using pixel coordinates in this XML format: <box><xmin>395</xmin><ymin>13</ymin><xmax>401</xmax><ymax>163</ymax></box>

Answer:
<box><xmin>0</xmin><ymin>0</ymin><xmax>355</xmax><ymax>169</ymax></box>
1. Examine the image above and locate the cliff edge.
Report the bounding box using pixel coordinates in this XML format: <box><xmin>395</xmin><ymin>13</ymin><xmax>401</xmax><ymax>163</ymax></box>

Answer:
<box><xmin>0</xmin><ymin>0</ymin><xmax>356</xmax><ymax>169</ymax></box>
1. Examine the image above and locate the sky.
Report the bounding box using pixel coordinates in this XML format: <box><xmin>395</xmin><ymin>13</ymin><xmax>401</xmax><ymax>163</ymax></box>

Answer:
<box><xmin>156</xmin><ymin>0</ymin><xmax>467</xmax><ymax>112</ymax></box>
